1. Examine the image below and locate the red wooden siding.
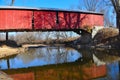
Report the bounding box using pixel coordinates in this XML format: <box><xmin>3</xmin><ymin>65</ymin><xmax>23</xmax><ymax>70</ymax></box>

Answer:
<box><xmin>34</xmin><ymin>11</ymin><xmax>103</xmax><ymax>30</ymax></box>
<box><xmin>34</xmin><ymin>11</ymin><xmax>56</xmax><ymax>30</ymax></box>
<box><xmin>0</xmin><ymin>10</ymin><xmax>32</xmax><ymax>30</ymax></box>
<box><xmin>0</xmin><ymin>9</ymin><xmax>103</xmax><ymax>31</ymax></box>
<box><xmin>58</xmin><ymin>12</ymin><xmax>80</xmax><ymax>29</ymax></box>
<box><xmin>80</xmin><ymin>14</ymin><xmax>104</xmax><ymax>29</ymax></box>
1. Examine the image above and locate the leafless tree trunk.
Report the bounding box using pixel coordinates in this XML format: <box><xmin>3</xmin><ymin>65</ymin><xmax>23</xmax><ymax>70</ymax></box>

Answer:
<box><xmin>111</xmin><ymin>0</ymin><xmax>120</xmax><ymax>34</ymax></box>
<box><xmin>10</xmin><ymin>0</ymin><xmax>15</xmax><ymax>6</ymax></box>
<box><xmin>5</xmin><ymin>0</ymin><xmax>15</xmax><ymax>6</ymax></box>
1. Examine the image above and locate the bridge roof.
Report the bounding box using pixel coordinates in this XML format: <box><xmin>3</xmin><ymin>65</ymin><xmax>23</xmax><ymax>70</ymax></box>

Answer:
<box><xmin>0</xmin><ymin>6</ymin><xmax>103</xmax><ymax>15</ymax></box>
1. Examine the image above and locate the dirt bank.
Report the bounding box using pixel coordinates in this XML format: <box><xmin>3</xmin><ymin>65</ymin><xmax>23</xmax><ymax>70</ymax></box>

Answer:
<box><xmin>0</xmin><ymin>40</ymin><xmax>27</xmax><ymax>59</ymax></box>
<box><xmin>0</xmin><ymin>47</ymin><xmax>27</xmax><ymax>59</ymax></box>
<box><xmin>93</xmin><ymin>28</ymin><xmax>120</xmax><ymax>49</ymax></box>
<box><xmin>22</xmin><ymin>44</ymin><xmax>48</xmax><ymax>48</ymax></box>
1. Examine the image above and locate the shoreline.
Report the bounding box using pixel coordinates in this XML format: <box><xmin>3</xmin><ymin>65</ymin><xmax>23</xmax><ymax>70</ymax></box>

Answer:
<box><xmin>0</xmin><ymin>47</ymin><xmax>27</xmax><ymax>59</ymax></box>
<box><xmin>0</xmin><ymin>43</ymin><xmax>119</xmax><ymax>59</ymax></box>
<box><xmin>0</xmin><ymin>43</ymin><xmax>64</xmax><ymax>59</ymax></box>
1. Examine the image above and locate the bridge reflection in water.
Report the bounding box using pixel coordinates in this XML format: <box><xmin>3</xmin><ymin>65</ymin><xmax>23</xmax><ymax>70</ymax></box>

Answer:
<box><xmin>0</xmin><ymin>47</ymin><xmax>120</xmax><ymax>80</ymax></box>
<box><xmin>6</xmin><ymin>63</ymin><xmax>106</xmax><ymax>80</ymax></box>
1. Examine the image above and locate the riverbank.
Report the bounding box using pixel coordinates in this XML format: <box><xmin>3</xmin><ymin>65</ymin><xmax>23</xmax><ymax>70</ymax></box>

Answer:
<box><xmin>0</xmin><ymin>47</ymin><xmax>27</xmax><ymax>59</ymax></box>
<box><xmin>71</xmin><ymin>28</ymin><xmax>120</xmax><ymax>49</ymax></box>
<box><xmin>0</xmin><ymin>42</ymin><xmax>67</xmax><ymax>59</ymax></box>
<box><xmin>0</xmin><ymin>40</ymin><xmax>28</xmax><ymax>59</ymax></box>
<box><xmin>22</xmin><ymin>44</ymin><xmax>48</xmax><ymax>48</ymax></box>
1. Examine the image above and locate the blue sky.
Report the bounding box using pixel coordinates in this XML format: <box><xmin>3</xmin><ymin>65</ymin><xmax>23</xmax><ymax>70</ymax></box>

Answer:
<box><xmin>0</xmin><ymin>0</ymin><xmax>83</xmax><ymax>9</ymax></box>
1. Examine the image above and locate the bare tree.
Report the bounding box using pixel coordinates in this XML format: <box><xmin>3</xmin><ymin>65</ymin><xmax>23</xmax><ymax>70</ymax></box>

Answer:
<box><xmin>110</xmin><ymin>0</ymin><xmax>120</xmax><ymax>34</ymax></box>
<box><xmin>54</xmin><ymin>32</ymin><xmax>61</xmax><ymax>40</ymax></box>
<box><xmin>103</xmin><ymin>0</ymin><xmax>120</xmax><ymax>33</ymax></box>
<box><xmin>0</xmin><ymin>33</ymin><xmax>5</xmax><ymax>40</ymax></box>
<box><xmin>14</xmin><ymin>32</ymin><xmax>36</xmax><ymax>44</ymax></box>
<box><xmin>10</xmin><ymin>0</ymin><xmax>15</xmax><ymax>6</ymax></box>
<box><xmin>4</xmin><ymin>0</ymin><xmax>15</xmax><ymax>6</ymax></box>
<box><xmin>110</xmin><ymin>0</ymin><xmax>119</xmax><ymax>12</ymax></box>
<box><xmin>82</xmin><ymin>0</ymin><xmax>102</xmax><ymax>11</ymax></box>
<box><xmin>45</xmin><ymin>32</ymin><xmax>52</xmax><ymax>41</ymax></box>
<box><xmin>53</xmin><ymin>32</ymin><xmax>70</xmax><ymax>40</ymax></box>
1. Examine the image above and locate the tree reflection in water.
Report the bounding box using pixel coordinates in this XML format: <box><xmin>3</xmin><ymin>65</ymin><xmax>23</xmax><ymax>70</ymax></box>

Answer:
<box><xmin>0</xmin><ymin>47</ymin><xmax>81</xmax><ymax>69</ymax></box>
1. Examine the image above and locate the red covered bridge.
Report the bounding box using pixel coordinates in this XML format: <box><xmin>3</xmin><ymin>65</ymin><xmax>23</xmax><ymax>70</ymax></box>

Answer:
<box><xmin>0</xmin><ymin>6</ymin><xmax>103</xmax><ymax>32</ymax></box>
<box><xmin>0</xmin><ymin>6</ymin><xmax>104</xmax><ymax>40</ymax></box>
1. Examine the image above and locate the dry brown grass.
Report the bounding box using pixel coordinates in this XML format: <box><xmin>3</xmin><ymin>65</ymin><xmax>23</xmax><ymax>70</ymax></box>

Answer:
<box><xmin>94</xmin><ymin>28</ymin><xmax>119</xmax><ymax>43</ymax></box>
<box><xmin>0</xmin><ymin>47</ymin><xmax>27</xmax><ymax>59</ymax></box>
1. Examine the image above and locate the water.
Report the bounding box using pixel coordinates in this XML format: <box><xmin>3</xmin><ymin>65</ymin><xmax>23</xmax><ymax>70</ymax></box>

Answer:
<box><xmin>0</xmin><ymin>47</ymin><xmax>81</xmax><ymax>69</ymax></box>
<box><xmin>0</xmin><ymin>46</ymin><xmax>120</xmax><ymax>80</ymax></box>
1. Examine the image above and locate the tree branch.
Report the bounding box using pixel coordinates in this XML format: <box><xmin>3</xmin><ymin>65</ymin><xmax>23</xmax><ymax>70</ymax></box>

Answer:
<box><xmin>111</xmin><ymin>0</ymin><xmax>118</xmax><ymax>12</ymax></box>
<box><xmin>10</xmin><ymin>0</ymin><xmax>15</xmax><ymax>6</ymax></box>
